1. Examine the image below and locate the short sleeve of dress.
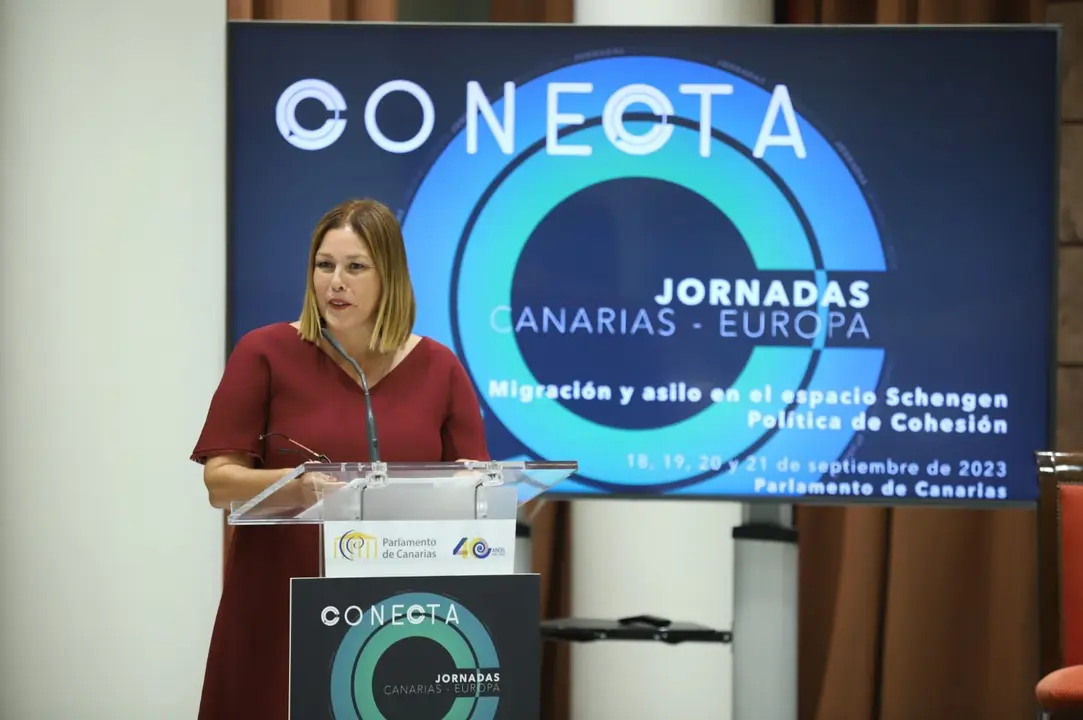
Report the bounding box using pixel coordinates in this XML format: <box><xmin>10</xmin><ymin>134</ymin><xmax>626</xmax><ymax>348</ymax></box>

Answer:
<box><xmin>441</xmin><ymin>354</ymin><xmax>490</xmax><ymax>462</ymax></box>
<box><xmin>190</xmin><ymin>330</ymin><xmax>271</xmax><ymax>465</ymax></box>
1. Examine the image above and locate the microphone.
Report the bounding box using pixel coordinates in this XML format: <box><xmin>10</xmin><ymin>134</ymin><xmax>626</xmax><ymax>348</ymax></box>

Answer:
<box><xmin>322</xmin><ymin>330</ymin><xmax>381</xmax><ymax>464</ymax></box>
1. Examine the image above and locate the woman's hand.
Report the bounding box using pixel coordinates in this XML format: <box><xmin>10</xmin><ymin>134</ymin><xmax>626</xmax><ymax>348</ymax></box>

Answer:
<box><xmin>293</xmin><ymin>470</ymin><xmax>346</xmax><ymax>507</ymax></box>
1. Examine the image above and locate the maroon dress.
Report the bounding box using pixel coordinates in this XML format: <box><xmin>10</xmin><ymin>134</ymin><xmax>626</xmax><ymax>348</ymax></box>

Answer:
<box><xmin>190</xmin><ymin>322</ymin><xmax>489</xmax><ymax>720</ymax></box>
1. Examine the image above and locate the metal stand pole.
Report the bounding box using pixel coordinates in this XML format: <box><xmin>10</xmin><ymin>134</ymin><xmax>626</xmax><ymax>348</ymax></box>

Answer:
<box><xmin>732</xmin><ymin>503</ymin><xmax>798</xmax><ymax>720</ymax></box>
<box><xmin>513</xmin><ymin>504</ymin><xmax>534</xmax><ymax>574</ymax></box>
<box><xmin>514</xmin><ymin>521</ymin><xmax>533</xmax><ymax>573</ymax></box>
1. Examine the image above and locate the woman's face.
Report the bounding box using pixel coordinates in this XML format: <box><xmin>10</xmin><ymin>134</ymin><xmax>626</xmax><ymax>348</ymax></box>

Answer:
<box><xmin>312</xmin><ymin>227</ymin><xmax>382</xmax><ymax>338</ymax></box>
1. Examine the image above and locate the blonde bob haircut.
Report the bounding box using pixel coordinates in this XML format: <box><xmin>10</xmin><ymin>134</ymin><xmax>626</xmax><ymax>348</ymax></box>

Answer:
<box><xmin>297</xmin><ymin>198</ymin><xmax>416</xmax><ymax>354</ymax></box>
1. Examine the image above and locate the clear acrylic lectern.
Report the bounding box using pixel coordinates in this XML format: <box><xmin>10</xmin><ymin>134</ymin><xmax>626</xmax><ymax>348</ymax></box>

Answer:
<box><xmin>227</xmin><ymin>459</ymin><xmax>577</xmax><ymax>578</ymax></box>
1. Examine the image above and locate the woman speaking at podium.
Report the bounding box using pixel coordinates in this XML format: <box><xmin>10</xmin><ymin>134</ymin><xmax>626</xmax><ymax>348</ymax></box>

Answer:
<box><xmin>189</xmin><ymin>198</ymin><xmax>489</xmax><ymax>719</ymax></box>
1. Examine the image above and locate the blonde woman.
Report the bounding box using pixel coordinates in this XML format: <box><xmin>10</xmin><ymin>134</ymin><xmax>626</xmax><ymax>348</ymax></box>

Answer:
<box><xmin>190</xmin><ymin>198</ymin><xmax>488</xmax><ymax>719</ymax></box>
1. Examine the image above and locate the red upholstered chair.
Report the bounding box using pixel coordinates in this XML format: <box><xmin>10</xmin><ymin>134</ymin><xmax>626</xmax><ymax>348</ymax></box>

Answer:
<box><xmin>1037</xmin><ymin>452</ymin><xmax>1083</xmax><ymax>719</ymax></box>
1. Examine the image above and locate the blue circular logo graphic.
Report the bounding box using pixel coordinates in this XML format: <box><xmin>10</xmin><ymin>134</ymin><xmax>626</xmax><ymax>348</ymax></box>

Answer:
<box><xmin>403</xmin><ymin>55</ymin><xmax>887</xmax><ymax>495</ymax></box>
<box><xmin>331</xmin><ymin>592</ymin><xmax>500</xmax><ymax>720</ymax></box>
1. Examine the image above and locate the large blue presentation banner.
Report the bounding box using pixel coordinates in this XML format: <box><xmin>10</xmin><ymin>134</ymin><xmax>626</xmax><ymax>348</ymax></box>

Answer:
<box><xmin>228</xmin><ymin>24</ymin><xmax>1058</xmax><ymax>505</ymax></box>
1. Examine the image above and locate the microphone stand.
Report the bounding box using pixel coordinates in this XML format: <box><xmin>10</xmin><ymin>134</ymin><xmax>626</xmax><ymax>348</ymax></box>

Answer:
<box><xmin>322</xmin><ymin>329</ymin><xmax>386</xmax><ymax>487</ymax></box>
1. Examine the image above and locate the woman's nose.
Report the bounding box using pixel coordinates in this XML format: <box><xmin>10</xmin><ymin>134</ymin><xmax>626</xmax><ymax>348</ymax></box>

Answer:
<box><xmin>330</xmin><ymin>267</ymin><xmax>346</xmax><ymax>290</ymax></box>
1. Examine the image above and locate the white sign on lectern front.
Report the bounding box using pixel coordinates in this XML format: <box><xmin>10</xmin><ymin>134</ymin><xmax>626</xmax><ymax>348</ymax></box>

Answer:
<box><xmin>321</xmin><ymin>519</ymin><xmax>516</xmax><ymax>578</ymax></box>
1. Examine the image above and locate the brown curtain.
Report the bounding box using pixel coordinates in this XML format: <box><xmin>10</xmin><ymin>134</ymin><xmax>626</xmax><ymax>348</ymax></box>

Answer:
<box><xmin>785</xmin><ymin>0</ymin><xmax>1044</xmax><ymax>23</ymax></box>
<box><xmin>228</xmin><ymin>0</ymin><xmax>396</xmax><ymax>21</ymax></box>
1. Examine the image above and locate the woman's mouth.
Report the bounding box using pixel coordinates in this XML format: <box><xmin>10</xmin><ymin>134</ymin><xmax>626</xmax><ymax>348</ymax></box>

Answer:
<box><xmin>328</xmin><ymin>299</ymin><xmax>352</xmax><ymax>311</ymax></box>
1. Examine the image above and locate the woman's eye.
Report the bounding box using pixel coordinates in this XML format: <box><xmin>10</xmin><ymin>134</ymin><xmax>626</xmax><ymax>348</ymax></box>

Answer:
<box><xmin>349</xmin><ymin>263</ymin><xmax>367</xmax><ymax>272</ymax></box>
<box><xmin>316</xmin><ymin>261</ymin><xmax>333</xmax><ymax>270</ymax></box>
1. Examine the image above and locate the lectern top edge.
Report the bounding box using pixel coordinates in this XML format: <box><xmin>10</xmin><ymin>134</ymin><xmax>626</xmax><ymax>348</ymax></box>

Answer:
<box><xmin>227</xmin><ymin>459</ymin><xmax>579</xmax><ymax>526</ymax></box>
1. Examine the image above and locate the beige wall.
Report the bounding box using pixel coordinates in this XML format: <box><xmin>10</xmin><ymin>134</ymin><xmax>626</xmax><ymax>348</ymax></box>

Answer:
<box><xmin>0</xmin><ymin>1</ymin><xmax>226</xmax><ymax>717</ymax></box>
